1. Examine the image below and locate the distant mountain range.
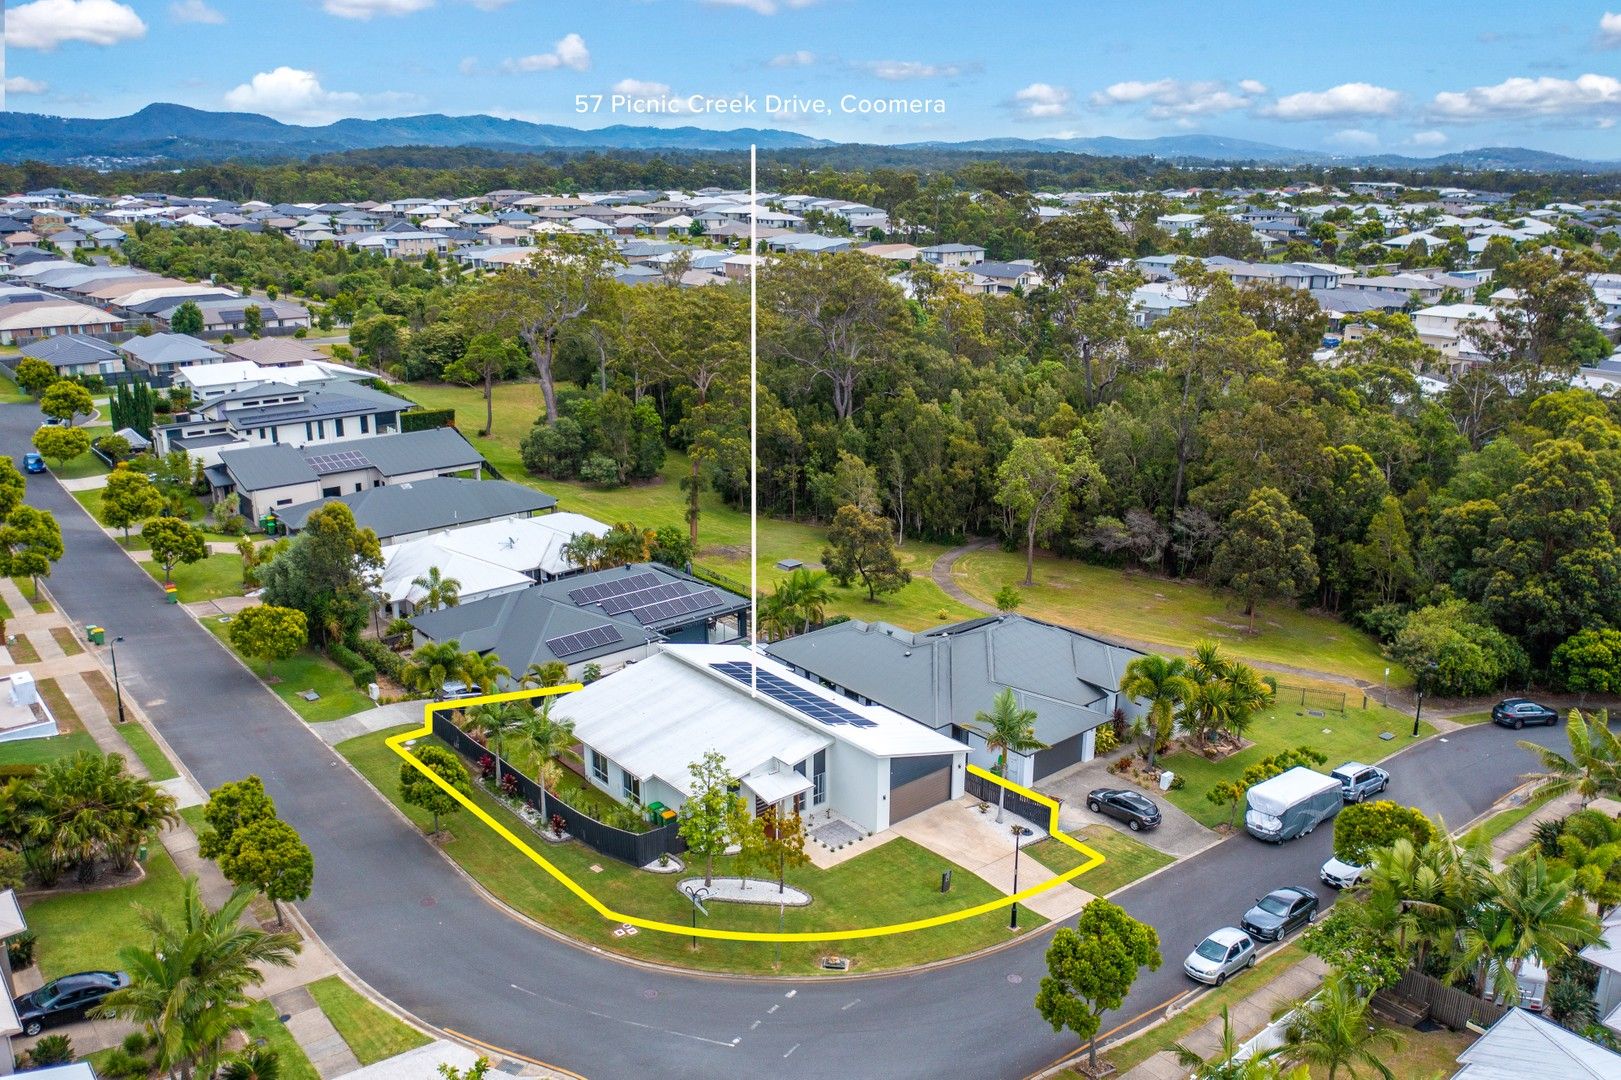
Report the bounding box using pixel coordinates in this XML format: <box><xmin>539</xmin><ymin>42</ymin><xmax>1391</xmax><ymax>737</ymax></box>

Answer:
<box><xmin>1</xmin><ymin>103</ymin><xmax>1616</xmax><ymax>172</ymax></box>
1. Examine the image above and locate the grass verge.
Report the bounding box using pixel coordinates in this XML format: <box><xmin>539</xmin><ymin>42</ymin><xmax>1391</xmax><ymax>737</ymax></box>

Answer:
<box><xmin>1027</xmin><ymin>826</ymin><xmax>1174</xmax><ymax>897</ymax></box>
<box><xmin>200</xmin><ymin>615</ymin><xmax>372</xmax><ymax>723</ymax></box>
<box><xmin>12</xmin><ymin>579</ymin><xmax>52</xmax><ymax>613</ymax></box>
<box><xmin>8</xmin><ymin>633</ymin><xmax>40</xmax><ymax>664</ymax></box>
<box><xmin>48</xmin><ymin>626</ymin><xmax>84</xmax><ymax>657</ymax></box>
<box><xmin>115</xmin><ymin>720</ymin><xmax>179</xmax><ymax>782</ymax></box>
<box><xmin>1471</xmin><ymin>788</ymin><xmax>1561</xmax><ymax>846</ymax></box>
<box><xmin>340</xmin><ymin>725</ymin><xmax>1046</xmax><ymax>975</ymax></box>
<box><xmin>307</xmin><ymin>976</ymin><xmax>432</xmax><ymax>1065</ymax></box>
<box><xmin>49</xmin><ymin>449</ymin><xmax>110</xmax><ymax>481</ymax></box>
<box><xmin>141</xmin><ymin>552</ymin><xmax>243</xmax><ymax>604</ymax></box>
<box><xmin>242</xmin><ymin>1000</ymin><xmax>320</xmax><ymax>1080</ymax></box>
<box><xmin>23</xmin><ymin>846</ymin><xmax>189</xmax><ymax>979</ymax></box>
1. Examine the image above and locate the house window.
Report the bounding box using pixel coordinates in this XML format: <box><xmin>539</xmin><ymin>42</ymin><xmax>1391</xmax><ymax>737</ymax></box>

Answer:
<box><xmin>316</xmin><ymin>420</ymin><xmax>326</xmax><ymax>439</ymax></box>
<box><xmin>622</xmin><ymin>772</ymin><xmax>642</xmax><ymax>805</ymax></box>
<box><xmin>334</xmin><ymin>418</ymin><xmax>345</xmax><ymax>438</ymax></box>
<box><xmin>359</xmin><ymin>415</ymin><xmax>369</xmax><ymax>434</ymax></box>
<box><xmin>304</xmin><ymin>422</ymin><xmax>313</xmax><ymax>441</ymax></box>
<box><xmin>793</xmin><ymin>790</ymin><xmax>806</xmax><ymax>815</ymax></box>
<box><xmin>812</xmin><ymin>748</ymin><xmax>827</xmax><ymax>805</ymax></box>
<box><xmin>590</xmin><ymin>749</ymin><xmax>608</xmax><ymax>784</ymax></box>
<box><xmin>322</xmin><ymin>486</ymin><xmax>340</xmax><ymax>498</ymax></box>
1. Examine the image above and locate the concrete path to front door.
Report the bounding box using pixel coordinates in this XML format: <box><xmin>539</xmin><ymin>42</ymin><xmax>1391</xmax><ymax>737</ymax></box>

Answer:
<box><xmin>890</xmin><ymin>795</ymin><xmax>1093</xmax><ymax>921</ymax></box>
<box><xmin>1039</xmin><ymin>752</ymin><xmax>1222</xmax><ymax>860</ymax></box>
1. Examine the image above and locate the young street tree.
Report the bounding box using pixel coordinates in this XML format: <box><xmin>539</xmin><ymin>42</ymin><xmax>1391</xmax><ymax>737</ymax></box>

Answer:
<box><xmin>0</xmin><ymin>506</ymin><xmax>63</xmax><ymax>600</ymax></box>
<box><xmin>101</xmin><ymin>469</ymin><xmax>166</xmax><ymax>544</ymax></box>
<box><xmin>227</xmin><ymin>605</ymin><xmax>308</xmax><ymax>680</ymax></box>
<box><xmin>821</xmin><ymin>504</ymin><xmax>911</xmax><ymax>601</ymax></box>
<box><xmin>197</xmin><ymin>775</ymin><xmax>278</xmax><ymax>861</ymax></box>
<box><xmin>678</xmin><ymin>749</ymin><xmax>738</xmax><ymax>888</ymax></box>
<box><xmin>1036</xmin><ymin>899</ymin><xmax>1162</xmax><ymax>1074</ymax></box>
<box><xmin>400</xmin><ymin>744</ymin><xmax>472</xmax><ymax>838</ymax></box>
<box><xmin>40</xmin><ymin>380</ymin><xmax>94</xmax><ymax>427</ymax></box>
<box><xmin>1211</xmin><ymin>486</ymin><xmax>1319</xmax><ymax>632</ymax></box>
<box><xmin>140</xmin><ymin>516</ymin><xmax>207</xmax><ymax>583</ymax></box>
<box><xmin>995</xmin><ymin>434</ymin><xmax>1103</xmax><ymax>586</ymax></box>
<box><xmin>30</xmin><ymin>425</ymin><xmax>89</xmax><ymax>468</ymax></box>
<box><xmin>217</xmin><ymin>817</ymin><xmax>314</xmax><ymax>927</ymax></box>
<box><xmin>13</xmin><ymin>357</ymin><xmax>57</xmax><ymax>396</ymax></box>
<box><xmin>1333</xmin><ymin>801</ymin><xmax>1436</xmax><ymax>866</ymax></box>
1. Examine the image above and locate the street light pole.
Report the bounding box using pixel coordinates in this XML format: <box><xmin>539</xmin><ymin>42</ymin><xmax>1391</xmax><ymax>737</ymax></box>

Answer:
<box><xmin>1411</xmin><ymin>662</ymin><xmax>1434</xmax><ymax>738</ymax></box>
<box><xmin>1009</xmin><ymin>825</ymin><xmax>1029</xmax><ymax>930</ymax></box>
<box><xmin>109</xmin><ymin>635</ymin><xmax>127</xmax><ymax>724</ymax></box>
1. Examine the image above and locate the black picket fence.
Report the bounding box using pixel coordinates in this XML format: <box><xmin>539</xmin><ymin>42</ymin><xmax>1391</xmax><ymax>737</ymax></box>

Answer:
<box><xmin>430</xmin><ymin>711</ymin><xmax>683</xmax><ymax>866</ymax></box>
<box><xmin>965</xmin><ymin>769</ymin><xmax>1055</xmax><ymax>827</ymax></box>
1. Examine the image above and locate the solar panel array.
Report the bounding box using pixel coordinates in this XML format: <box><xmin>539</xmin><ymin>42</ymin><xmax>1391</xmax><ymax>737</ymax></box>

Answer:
<box><xmin>568</xmin><ymin>572</ymin><xmax>660</xmax><ymax>606</ymax></box>
<box><xmin>632</xmin><ymin>588</ymin><xmax>718</xmax><ymax>626</ymax></box>
<box><xmin>599</xmin><ymin>581</ymin><xmax>686</xmax><ymax>616</ymax></box>
<box><xmin>306</xmin><ymin>449</ymin><xmax>370</xmax><ymax>474</ymax></box>
<box><xmin>545</xmin><ymin>624</ymin><xmax>625</xmax><ymax>660</ymax></box>
<box><xmin>710</xmin><ymin>661</ymin><xmax>877</xmax><ymax>728</ymax></box>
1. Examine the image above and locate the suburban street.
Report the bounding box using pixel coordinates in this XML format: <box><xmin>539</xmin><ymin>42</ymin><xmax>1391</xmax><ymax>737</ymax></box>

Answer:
<box><xmin>0</xmin><ymin>400</ymin><xmax>1570</xmax><ymax>1079</ymax></box>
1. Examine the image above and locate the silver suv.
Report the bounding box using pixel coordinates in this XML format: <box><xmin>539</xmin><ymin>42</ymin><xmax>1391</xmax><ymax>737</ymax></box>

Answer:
<box><xmin>1183</xmin><ymin>927</ymin><xmax>1256</xmax><ymax>986</ymax></box>
<box><xmin>1331</xmin><ymin>762</ymin><xmax>1389</xmax><ymax>803</ymax></box>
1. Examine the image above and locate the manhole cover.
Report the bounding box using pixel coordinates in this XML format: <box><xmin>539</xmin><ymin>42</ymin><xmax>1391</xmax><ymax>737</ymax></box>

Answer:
<box><xmin>1007</xmin><ymin>974</ymin><xmax>1023</xmax><ymax>984</ymax></box>
<box><xmin>420</xmin><ymin>896</ymin><xmax>437</xmax><ymax>908</ymax></box>
<box><xmin>642</xmin><ymin>989</ymin><xmax>659</xmax><ymax>1000</ymax></box>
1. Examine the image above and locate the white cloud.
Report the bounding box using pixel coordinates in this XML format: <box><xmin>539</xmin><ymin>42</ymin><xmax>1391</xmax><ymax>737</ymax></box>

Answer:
<box><xmin>1599</xmin><ymin>12</ymin><xmax>1621</xmax><ymax>48</ymax></box>
<box><xmin>1328</xmin><ymin>128</ymin><xmax>1380</xmax><ymax>149</ymax></box>
<box><xmin>1012</xmin><ymin>82</ymin><xmax>1073</xmax><ymax>119</ymax></box>
<box><xmin>223</xmin><ymin>66</ymin><xmax>412</xmax><ymax>124</ymax></box>
<box><xmin>860</xmin><ymin>60</ymin><xmax>971</xmax><ymax>81</ymax></box>
<box><xmin>612</xmin><ymin>78</ymin><xmax>672</xmax><ymax>99</ymax></box>
<box><xmin>4</xmin><ymin>76</ymin><xmax>49</xmax><ymax>94</ymax></box>
<box><xmin>1090</xmin><ymin>78</ymin><xmax>1260</xmax><ymax>119</ymax></box>
<box><xmin>769</xmin><ymin>50</ymin><xmax>816</xmax><ymax>68</ymax></box>
<box><xmin>1407</xmin><ymin>129</ymin><xmax>1448</xmax><ymax>147</ymax></box>
<box><xmin>321</xmin><ymin>0</ymin><xmax>434</xmax><ymax>18</ymax></box>
<box><xmin>464</xmin><ymin>0</ymin><xmax>516</xmax><ymax>8</ymax></box>
<box><xmin>701</xmin><ymin>0</ymin><xmax>820</xmax><ymax>13</ymax></box>
<box><xmin>1431</xmin><ymin>73</ymin><xmax>1621</xmax><ymax>119</ymax></box>
<box><xmin>501</xmin><ymin>33</ymin><xmax>591</xmax><ymax>73</ymax></box>
<box><xmin>169</xmin><ymin>0</ymin><xmax>223</xmax><ymax>23</ymax></box>
<box><xmin>4</xmin><ymin>0</ymin><xmax>147</xmax><ymax>50</ymax></box>
<box><xmin>458</xmin><ymin>56</ymin><xmax>480</xmax><ymax>76</ymax></box>
<box><xmin>1261</xmin><ymin>82</ymin><xmax>1402</xmax><ymax>120</ymax></box>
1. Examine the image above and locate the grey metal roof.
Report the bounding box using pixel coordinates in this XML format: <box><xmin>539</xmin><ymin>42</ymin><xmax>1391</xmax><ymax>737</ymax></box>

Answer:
<box><xmin>219</xmin><ymin>427</ymin><xmax>486</xmax><ymax>493</ymax></box>
<box><xmin>533</xmin><ymin>562</ymin><xmax>750</xmax><ymax>632</ymax></box>
<box><xmin>18</xmin><ymin>334</ymin><xmax>119</xmax><ymax>368</ymax></box>
<box><xmin>119</xmin><ymin>333</ymin><xmax>220</xmax><ymax>366</ymax></box>
<box><xmin>766</xmin><ymin>614</ymin><xmax>1142</xmax><ymax>744</ymax></box>
<box><xmin>212</xmin><ymin>384</ymin><xmax>406</xmax><ymax>428</ymax></box>
<box><xmin>218</xmin><ymin>442</ymin><xmax>315</xmax><ymax>491</ymax></box>
<box><xmin>410</xmin><ymin>588</ymin><xmax>657</xmax><ymax>675</ymax></box>
<box><xmin>274</xmin><ymin>477</ymin><xmax>555</xmax><ymax>538</ymax></box>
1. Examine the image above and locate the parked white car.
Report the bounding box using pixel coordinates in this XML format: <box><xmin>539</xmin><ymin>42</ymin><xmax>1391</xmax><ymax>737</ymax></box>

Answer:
<box><xmin>1319</xmin><ymin>855</ymin><xmax>1370</xmax><ymax>889</ymax></box>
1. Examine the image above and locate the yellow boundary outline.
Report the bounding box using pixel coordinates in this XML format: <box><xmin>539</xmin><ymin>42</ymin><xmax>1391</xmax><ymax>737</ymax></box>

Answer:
<box><xmin>387</xmin><ymin>685</ymin><xmax>1105</xmax><ymax>943</ymax></box>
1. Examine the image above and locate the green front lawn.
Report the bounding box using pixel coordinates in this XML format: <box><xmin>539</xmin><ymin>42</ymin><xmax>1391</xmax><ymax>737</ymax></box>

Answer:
<box><xmin>0</xmin><ymin>374</ymin><xmax>30</xmax><ymax>404</ymax></box>
<box><xmin>49</xmin><ymin>448</ymin><xmax>110</xmax><ymax>480</ymax></box>
<box><xmin>115</xmin><ymin>720</ymin><xmax>179</xmax><ymax>782</ymax></box>
<box><xmin>952</xmin><ymin>548</ymin><xmax>1399</xmax><ymax>686</ymax></box>
<box><xmin>23</xmin><ymin>846</ymin><xmax>189</xmax><ymax>979</ymax></box>
<box><xmin>1027</xmin><ymin>825</ymin><xmax>1174</xmax><ymax>897</ymax></box>
<box><xmin>1156</xmin><ymin>701</ymin><xmax>1429</xmax><ymax>828</ymax></box>
<box><xmin>307</xmin><ymin>976</ymin><xmax>431</xmax><ymax>1066</ymax></box>
<box><xmin>341</xmin><ymin>726</ymin><xmax>1045</xmax><ymax>974</ymax></box>
<box><xmin>200</xmin><ymin>616</ymin><xmax>372</xmax><ymax>723</ymax></box>
<box><xmin>242</xmin><ymin>1000</ymin><xmax>320</xmax><ymax>1080</ymax></box>
<box><xmin>0</xmin><ymin>730</ymin><xmax>98</xmax><ymax>768</ymax></box>
<box><xmin>399</xmin><ymin>382</ymin><xmax>980</xmax><ymax>631</ymax></box>
<box><xmin>141</xmin><ymin>553</ymin><xmax>243</xmax><ymax>603</ymax></box>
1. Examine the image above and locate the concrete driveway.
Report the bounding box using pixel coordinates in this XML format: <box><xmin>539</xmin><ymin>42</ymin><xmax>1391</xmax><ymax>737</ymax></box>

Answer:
<box><xmin>1040</xmin><ymin>752</ymin><xmax>1220</xmax><ymax>859</ymax></box>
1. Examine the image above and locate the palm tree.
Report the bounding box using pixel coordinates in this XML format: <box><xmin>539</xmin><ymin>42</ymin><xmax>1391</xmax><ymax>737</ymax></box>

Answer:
<box><xmin>410</xmin><ymin>565</ymin><xmax>462</xmax><ymax>613</ymax></box>
<box><xmin>467</xmin><ymin>701</ymin><xmax>528</xmax><ymax>791</ymax></box>
<box><xmin>783</xmin><ymin>568</ymin><xmax>832</xmax><ymax>634</ymax></box>
<box><xmin>404</xmin><ymin>640</ymin><xmax>467</xmax><ymax>696</ymax></box>
<box><xmin>21</xmin><ymin>751</ymin><xmax>178</xmax><ymax>884</ymax></box>
<box><xmin>1266</xmin><ymin>977</ymin><xmax>1402</xmax><ymax>1080</ymax></box>
<box><xmin>757</xmin><ymin>588</ymin><xmax>798</xmax><ymax>643</ymax></box>
<box><xmin>100</xmin><ymin>879</ymin><xmax>300</xmax><ymax>1080</ymax></box>
<box><xmin>520</xmin><ymin>708</ymin><xmax>577</xmax><ymax>820</ymax></box>
<box><xmin>970</xmin><ymin>688</ymin><xmax>1046</xmax><ymax>823</ymax></box>
<box><xmin>1519</xmin><ymin>709</ymin><xmax>1621</xmax><ymax>807</ymax></box>
<box><xmin>220</xmin><ymin>1048</ymin><xmax>282</xmax><ymax>1080</ymax></box>
<box><xmin>459</xmin><ymin>650</ymin><xmax>511</xmax><ymax>695</ymax></box>
<box><xmin>519</xmin><ymin>660</ymin><xmax>569</xmax><ymax>689</ymax></box>
<box><xmin>1455</xmin><ymin>854</ymin><xmax>1602</xmax><ymax>1003</ymax></box>
<box><xmin>1120</xmin><ymin>654</ymin><xmax>1194</xmax><ymax>768</ymax></box>
<box><xmin>1175</xmin><ymin>1006</ymin><xmax>1305</xmax><ymax>1080</ymax></box>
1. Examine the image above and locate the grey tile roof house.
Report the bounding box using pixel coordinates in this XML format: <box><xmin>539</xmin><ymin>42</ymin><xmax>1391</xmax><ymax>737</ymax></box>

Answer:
<box><xmin>118</xmin><ymin>332</ymin><xmax>222</xmax><ymax>376</ymax></box>
<box><xmin>767</xmin><ymin>613</ymin><xmax>1144</xmax><ymax>783</ymax></box>
<box><xmin>534</xmin><ymin>562</ymin><xmax>752</xmax><ymax>641</ymax></box>
<box><xmin>273</xmin><ymin>476</ymin><xmax>556</xmax><ymax>543</ymax></box>
<box><xmin>18</xmin><ymin>334</ymin><xmax>122</xmax><ymax>374</ymax></box>
<box><xmin>410</xmin><ymin>587</ymin><xmax>661</xmax><ymax>682</ymax></box>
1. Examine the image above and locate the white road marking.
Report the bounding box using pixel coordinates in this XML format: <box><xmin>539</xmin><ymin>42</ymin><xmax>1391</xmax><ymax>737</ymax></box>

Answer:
<box><xmin>538</xmin><ymin>994</ymin><xmax>736</xmax><ymax>1048</ymax></box>
<box><xmin>750</xmin><ymin>1020</ymin><xmax>761</xmax><ymax>1030</ymax></box>
<box><xmin>767</xmin><ymin>1004</ymin><xmax>779</xmax><ymax>1014</ymax></box>
<box><xmin>784</xmin><ymin>1044</ymin><xmax>800</xmax><ymax>1058</ymax></box>
<box><xmin>510</xmin><ymin>984</ymin><xmax>538</xmax><ymax>996</ymax></box>
<box><xmin>784</xmin><ymin>989</ymin><xmax>797</xmax><ymax>998</ymax></box>
<box><xmin>841</xmin><ymin>999</ymin><xmax>860</xmax><ymax>1010</ymax></box>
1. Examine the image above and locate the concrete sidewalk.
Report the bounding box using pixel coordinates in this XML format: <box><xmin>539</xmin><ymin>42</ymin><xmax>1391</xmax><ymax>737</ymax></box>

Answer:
<box><xmin>1118</xmin><ymin>954</ymin><xmax>1329</xmax><ymax>1080</ymax></box>
<box><xmin>315</xmin><ymin>699</ymin><xmax>423</xmax><ymax>744</ymax></box>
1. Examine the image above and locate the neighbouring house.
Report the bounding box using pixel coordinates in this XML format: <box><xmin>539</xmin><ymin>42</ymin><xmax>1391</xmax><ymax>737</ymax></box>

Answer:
<box><xmin>16</xmin><ymin>334</ymin><xmax>124</xmax><ymax>378</ymax></box>
<box><xmin>117</xmin><ymin>332</ymin><xmax>223</xmax><ymax>378</ymax></box>
<box><xmin>0</xmin><ymin>672</ymin><xmax>56</xmax><ymax>744</ymax></box>
<box><xmin>409</xmin><ymin>583</ymin><xmax>661</xmax><ymax>677</ymax></box>
<box><xmin>211</xmin><ymin>426</ymin><xmax>486</xmax><ymax>522</ymax></box>
<box><xmin>918</xmin><ymin>243</ymin><xmax>986</xmax><ymax>268</ymax></box>
<box><xmin>173</xmin><ymin>359</ymin><xmax>373</xmax><ymax>403</ymax></box>
<box><xmin>148</xmin><ymin>296</ymin><xmax>311</xmax><ymax>334</ymax></box>
<box><xmin>277</xmin><ymin>476</ymin><xmax>557</xmax><ymax>545</ymax></box>
<box><xmin>154</xmin><ymin>379</ymin><xmax>414</xmax><ymax>463</ymax></box>
<box><xmin>0</xmin><ymin>888</ymin><xmax>27</xmax><ymax>1076</ymax></box>
<box><xmin>1450</xmin><ymin>1007</ymin><xmax>1621</xmax><ymax>1079</ymax></box>
<box><xmin>534</xmin><ymin>562</ymin><xmax>750</xmax><ymax>645</ymax></box>
<box><xmin>0</xmin><ymin>286</ymin><xmax>122</xmax><ymax>344</ymax></box>
<box><xmin>556</xmin><ymin>644</ymin><xmax>969</xmax><ymax>832</ymax></box>
<box><xmin>1582</xmin><ymin>905</ymin><xmax>1621</xmax><ymax>1035</ymax></box>
<box><xmin>767</xmin><ymin>614</ymin><xmax>1145</xmax><ymax>784</ymax></box>
<box><xmin>220</xmin><ymin>336</ymin><xmax>327</xmax><ymax>366</ymax></box>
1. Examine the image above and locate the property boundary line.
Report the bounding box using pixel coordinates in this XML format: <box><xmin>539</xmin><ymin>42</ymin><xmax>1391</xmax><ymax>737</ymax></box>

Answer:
<box><xmin>387</xmin><ymin>684</ymin><xmax>1106</xmax><ymax>943</ymax></box>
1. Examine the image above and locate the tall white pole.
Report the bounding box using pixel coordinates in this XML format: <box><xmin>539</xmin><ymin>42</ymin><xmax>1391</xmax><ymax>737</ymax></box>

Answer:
<box><xmin>749</xmin><ymin>144</ymin><xmax>759</xmax><ymax>698</ymax></box>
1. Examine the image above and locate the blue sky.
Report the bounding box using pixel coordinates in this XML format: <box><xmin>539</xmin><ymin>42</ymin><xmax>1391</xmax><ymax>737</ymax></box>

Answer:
<box><xmin>5</xmin><ymin>0</ymin><xmax>1621</xmax><ymax>156</ymax></box>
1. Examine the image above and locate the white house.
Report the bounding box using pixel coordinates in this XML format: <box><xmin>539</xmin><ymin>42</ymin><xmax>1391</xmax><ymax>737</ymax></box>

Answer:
<box><xmin>559</xmin><ymin>644</ymin><xmax>968</xmax><ymax>833</ymax></box>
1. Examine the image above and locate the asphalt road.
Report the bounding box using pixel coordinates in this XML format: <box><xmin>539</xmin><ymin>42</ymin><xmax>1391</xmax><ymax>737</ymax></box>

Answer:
<box><xmin>1</xmin><ymin>401</ymin><xmax>1569</xmax><ymax>1079</ymax></box>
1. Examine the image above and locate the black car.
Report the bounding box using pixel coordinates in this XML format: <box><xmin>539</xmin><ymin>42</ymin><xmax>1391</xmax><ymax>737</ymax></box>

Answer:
<box><xmin>1239</xmin><ymin>887</ymin><xmax>1319</xmax><ymax>942</ymax></box>
<box><xmin>15</xmin><ymin>970</ymin><xmax>129</xmax><ymax>1035</ymax></box>
<box><xmin>1086</xmin><ymin>788</ymin><xmax>1162</xmax><ymax>831</ymax></box>
<box><xmin>1492</xmin><ymin>698</ymin><xmax>1560</xmax><ymax>729</ymax></box>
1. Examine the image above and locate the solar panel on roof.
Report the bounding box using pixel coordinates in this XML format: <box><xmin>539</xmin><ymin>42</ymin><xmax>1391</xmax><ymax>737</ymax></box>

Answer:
<box><xmin>708</xmin><ymin>661</ymin><xmax>876</xmax><ymax>728</ymax></box>
<box><xmin>568</xmin><ymin>571</ymin><xmax>659</xmax><ymax>607</ymax></box>
<box><xmin>544</xmin><ymin>623</ymin><xmax>624</xmax><ymax>660</ymax></box>
<box><xmin>600</xmin><ymin>581</ymin><xmax>685</xmax><ymax>616</ymax></box>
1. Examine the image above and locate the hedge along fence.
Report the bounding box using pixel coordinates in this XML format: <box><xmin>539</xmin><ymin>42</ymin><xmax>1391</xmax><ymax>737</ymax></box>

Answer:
<box><xmin>431</xmin><ymin>710</ymin><xmax>684</xmax><ymax>866</ymax></box>
<box><xmin>400</xmin><ymin>408</ymin><xmax>455</xmax><ymax>433</ymax></box>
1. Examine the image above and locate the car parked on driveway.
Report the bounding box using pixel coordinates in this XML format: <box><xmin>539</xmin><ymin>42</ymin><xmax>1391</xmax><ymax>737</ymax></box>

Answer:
<box><xmin>1492</xmin><ymin>699</ymin><xmax>1559</xmax><ymax>729</ymax></box>
<box><xmin>1240</xmin><ymin>886</ymin><xmax>1319</xmax><ymax>942</ymax></box>
<box><xmin>1320</xmin><ymin>855</ymin><xmax>1370</xmax><ymax>890</ymax></box>
<box><xmin>21</xmin><ymin>452</ymin><xmax>45</xmax><ymax>474</ymax></box>
<box><xmin>1183</xmin><ymin>927</ymin><xmax>1256</xmax><ymax>986</ymax></box>
<box><xmin>1330</xmin><ymin>762</ymin><xmax>1389</xmax><ymax>803</ymax></box>
<box><xmin>1086</xmin><ymin>787</ymin><xmax>1162</xmax><ymax>831</ymax></box>
<box><xmin>15</xmin><ymin>970</ymin><xmax>129</xmax><ymax>1035</ymax></box>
